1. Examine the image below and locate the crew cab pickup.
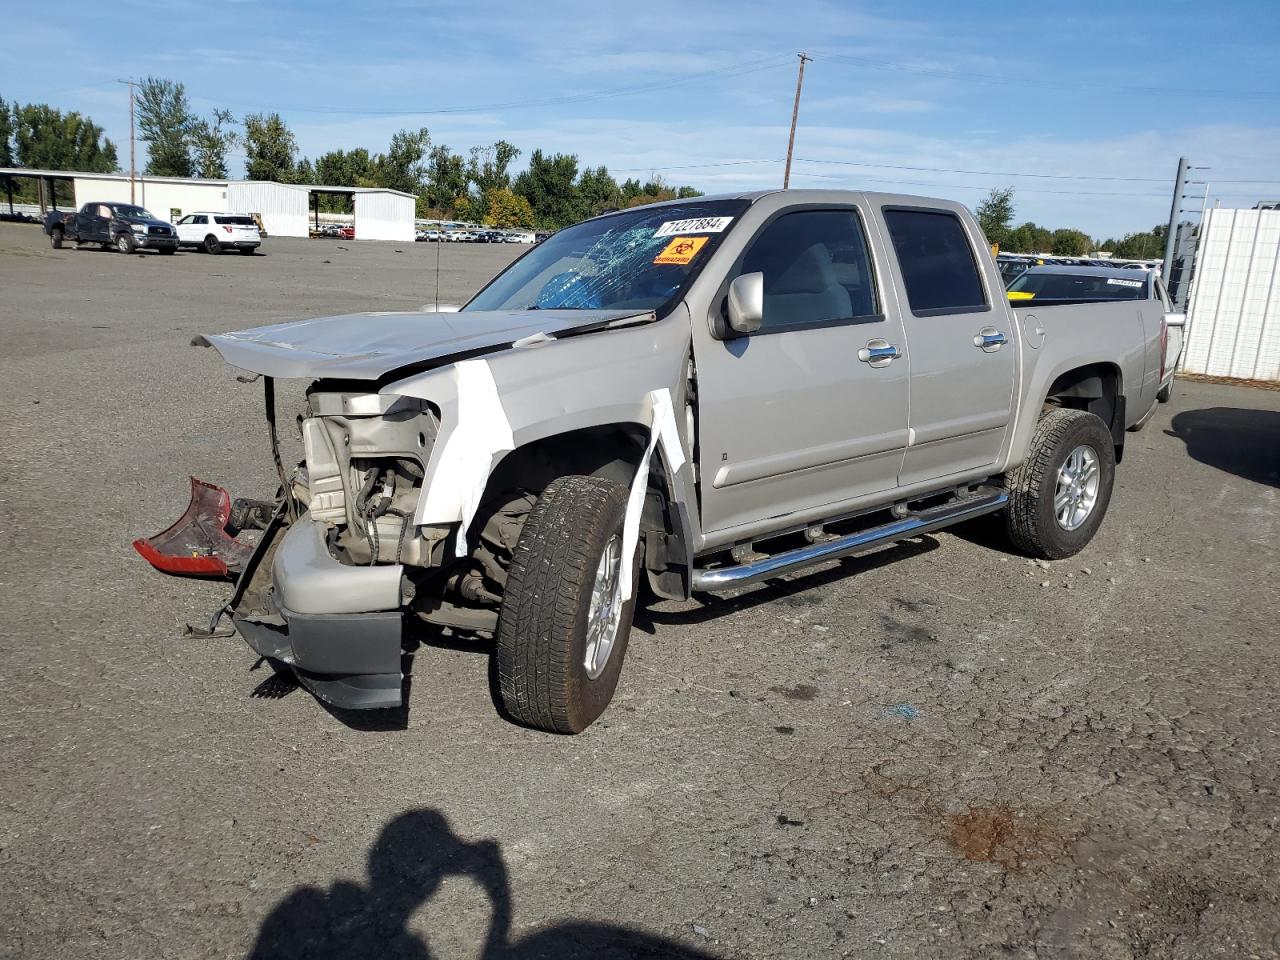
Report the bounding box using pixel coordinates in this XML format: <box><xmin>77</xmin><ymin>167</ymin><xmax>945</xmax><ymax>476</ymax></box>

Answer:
<box><xmin>166</xmin><ymin>190</ymin><xmax>1171</xmax><ymax>732</ymax></box>
<box><xmin>44</xmin><ymin>202</ymin><xmax>178</xmax><ymax>254</ymax></box>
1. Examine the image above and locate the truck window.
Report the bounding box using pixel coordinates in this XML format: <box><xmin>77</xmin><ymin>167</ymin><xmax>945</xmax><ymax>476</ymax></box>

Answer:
<box><xmin>737</xmin><ymin>210</ymin><xmax>879</xmax><ymax>332</ymax></box>
<box><xmin>97</xmin><ymin>204</ymin><xmax>112</xmax><ymax>218</ymax></box>
<box><xmin>883</xmin><ymin>208</ymin><xmax>988</xmax><ymax>316</ymax></box>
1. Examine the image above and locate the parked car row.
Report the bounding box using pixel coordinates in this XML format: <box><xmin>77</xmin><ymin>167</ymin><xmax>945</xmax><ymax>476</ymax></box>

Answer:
<box><xmin>314</xmin><ymin>223</ymin><xmax>355</xmax><ymax>239</ymax></box>
<box><xmin>996</xmin><ymin>253</ymin><xmax>1160</xmax><ymax>286</ymax></box>
<box><xmin>44</xmin><ymin>203</ymin><xmax>263</xmax><ymax>255</ymax></box>
<box><xmin>415</xmin><ymin>228</ymin><xmax>537</xmax><ymax>244</ymax></box>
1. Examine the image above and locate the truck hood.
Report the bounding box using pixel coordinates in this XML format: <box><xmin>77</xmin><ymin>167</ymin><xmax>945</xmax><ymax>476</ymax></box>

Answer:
<box><xmin>199</xmin><ymin>308</ymin><xmax>655</xmax><ymax>381</ymax></box>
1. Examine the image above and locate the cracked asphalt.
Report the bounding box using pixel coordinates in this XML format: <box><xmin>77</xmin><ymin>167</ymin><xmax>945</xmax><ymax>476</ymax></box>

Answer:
<box><xmin>1</xmin><ymin>222</ymin><xmax>1278</xmax><ymax>959</ymax></box>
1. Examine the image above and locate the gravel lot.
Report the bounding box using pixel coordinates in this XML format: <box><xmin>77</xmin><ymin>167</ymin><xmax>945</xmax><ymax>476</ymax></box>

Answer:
<box><xmin>2</xmin><ymin>221</ymin><xmax>1278</xmax><ymax>959</ymax></box>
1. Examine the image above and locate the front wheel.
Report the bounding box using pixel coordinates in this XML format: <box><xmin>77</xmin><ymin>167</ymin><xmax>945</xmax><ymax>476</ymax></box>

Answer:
<box><xmin>116</xmin><ymin>232</ymin><xmax>135</xmax><ymax>255</ymax></box>
<box><xmin>495</xmin><ymin>475</ymin><xmax>637</xmax><ymax>734</ymax></box>
<box><xmin>50</xmin><ymin>229</ymin><xmax>63</xmax><ymax>249</ymax></box>
<box><xmin>1004</xmin><ymin>408</ymin><xmax>1115</xmax><ymax>560</ymax></box>
<box><xmin>204</xmin><ymin>235</ymin><xmax>222</xmax><ymax>255</ymax></box>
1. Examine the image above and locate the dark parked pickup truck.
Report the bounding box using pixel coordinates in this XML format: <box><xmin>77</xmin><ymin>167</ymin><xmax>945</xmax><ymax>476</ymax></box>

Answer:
<box><xmin>44</xmin><ymin>202</ymin><xmax>178</xmax><ymax>254</ymax></box>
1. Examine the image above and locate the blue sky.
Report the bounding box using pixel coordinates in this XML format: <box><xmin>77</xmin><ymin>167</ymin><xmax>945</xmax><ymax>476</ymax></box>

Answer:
<box><xmin>4</xmin><ymin>0</ymin><xmax>1279</xmax><ymax>237</ymax></box>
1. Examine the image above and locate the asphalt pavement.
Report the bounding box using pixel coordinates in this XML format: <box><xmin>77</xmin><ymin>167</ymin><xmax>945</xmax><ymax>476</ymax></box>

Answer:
<box><xmin>1</xmin><ymin>222</ymin><xmax>1277</xmax><ymax>959</ymax></box>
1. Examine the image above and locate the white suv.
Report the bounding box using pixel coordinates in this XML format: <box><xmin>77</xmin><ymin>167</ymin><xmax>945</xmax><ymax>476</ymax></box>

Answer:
<box><xmin>175</xmin><ymin>212</ymin><xmax>263</xmax><ymax>255</ymax></box>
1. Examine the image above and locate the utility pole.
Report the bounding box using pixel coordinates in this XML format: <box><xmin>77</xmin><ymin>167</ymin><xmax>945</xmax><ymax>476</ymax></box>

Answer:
<box><xmin>783</xmin><ymin>52</ymin><xmax>811</xmax><ymax>189</ymax></box>
<box><xmin>117</xmin><ymin>79</ymin><xmax>137</xmax><ymax>203</ymax></box>
<box><xmin>1161</xmin><ymin>156</ymin><xmax>1188</xmax><ymax>283</ymax></box>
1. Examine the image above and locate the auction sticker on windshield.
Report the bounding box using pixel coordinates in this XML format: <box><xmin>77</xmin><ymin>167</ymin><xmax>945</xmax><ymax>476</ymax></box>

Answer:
<box><xmin>1106</xmin><ymin>278</ymin><xmax>1144</xmax><ymax>288</ymax></box>
<box><xmin>654</xmin><ymin>216</ymin><xmax>734</xmax><ymax>238</ymax></box>
<box><xmin>654</xmin><ymin>236</ymin><xmax>709</xmax><ymax>265</ymax></box>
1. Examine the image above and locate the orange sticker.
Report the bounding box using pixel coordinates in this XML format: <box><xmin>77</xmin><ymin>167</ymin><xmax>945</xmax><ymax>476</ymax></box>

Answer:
<box><xmin>653</xmin><ymin>235</ymin><xmax>708</xmax><ymax>265</ymax></box>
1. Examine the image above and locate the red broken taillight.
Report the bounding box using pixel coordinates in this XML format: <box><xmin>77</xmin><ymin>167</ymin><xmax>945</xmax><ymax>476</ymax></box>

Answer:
<box><xmin>222</xmin><ymin>225</ymin><xmax>233</xmax><ymax>234</ymax></box>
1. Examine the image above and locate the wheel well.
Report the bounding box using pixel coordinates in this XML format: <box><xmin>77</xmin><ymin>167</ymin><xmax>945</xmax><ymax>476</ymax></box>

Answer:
<box><xmin>470</xmin><ymin>423</ymin><xmax>688</xmax><ymax>597</ymax></box>
<box><xmin>1044</xmin><ymin>363</ymin><xmax>1125</xmax><ymax>460</ymax></box>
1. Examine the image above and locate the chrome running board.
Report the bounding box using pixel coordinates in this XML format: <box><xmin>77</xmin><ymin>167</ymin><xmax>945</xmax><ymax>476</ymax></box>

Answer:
<box><xmin>691</xmin><ymin>490</ymin><xmax>1008</xmax><ymax>592</ymax></box>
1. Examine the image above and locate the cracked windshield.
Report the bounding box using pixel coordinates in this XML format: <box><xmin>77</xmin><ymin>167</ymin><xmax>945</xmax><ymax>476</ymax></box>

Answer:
<box><xmin>465</xmin><ymin>200</ymin><xmax>748</xmax><ymax>313</ymax></box>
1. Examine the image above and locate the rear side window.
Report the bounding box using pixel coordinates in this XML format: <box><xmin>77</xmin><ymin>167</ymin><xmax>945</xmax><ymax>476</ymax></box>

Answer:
<box><xmin>883</xmin><ymin>209</ymin><xmax>988</xmax><ymax>315</ymax></box>
<box><xmin>216</xmin><ymin>216</ymin><xmax>256</xmax><ymax>225</ymax></box>
<box><xmin>737</xmin><ymin>209</ymin><xmax>879</xmax><ymax>332</ymax></box>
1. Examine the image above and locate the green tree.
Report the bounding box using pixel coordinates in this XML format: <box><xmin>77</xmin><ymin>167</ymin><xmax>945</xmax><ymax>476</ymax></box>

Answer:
<box><xmin>676</xmin><ymin>185</ymin><xmax>703</xmax><ymax>199</ymax></box>
<box><xmin>1050</xmin><ymin>228</ymin><xmax>1092</xmax><ymax>256</ymax></box>
<box><xmin>13</xmin><ymin>103</ymin><xmax>117</xmax><ymax>172</ymax></box>
<box><xmin>190</xmin><ymin>108</ymin><xmax>238</xmax><ymax>179</ymax></box>
<box><xmin>1112</xmin><ymin>225</ymin><xmax>1166</xmax><ymax>260</ymax></box>
<box><xmin>425</xmin><ymin>145</ymin><xmax>468</xmax><ymax>213</ymax></box>
<box><xmin>137</xmin><ymin>77</ymin><xmax>195</xmax><ymax>177</ymax></box>
<box><xmin>1006</xmin><ymin>221</ymin><xmax>1053</xmax><ymax>254</ymax></box>
<box><xmin>0</xmin><ymin>96</ymin><xmax>14</xmax><ymax>167</ymax></box>
<box><xmin>373</xmin><ymin>127</ymin><xmax>431</xmax><ymax>195</ymax></box>
<box><xmin>484</xmin><ymin>187</ymin><xmax>535</xmax><ymax>228</ymax></box>
<box><xmin>975</xmin><ymin>186</ymin><xmax>1015</xmax><ymax>249</ymax></box>
<box><xmin>513</xmin><ymin>149</ymin><xmax>581</xmax><ymax>227</ymax></box>
<box><xmin>575</xmin><ymin>165</ymin><xmax>620</xmax><ymax>218</ymax></box>
<box><xmin>467</xmin><ymin>140</ymin><xmax>521</xmax><ymax>197</ymax></box>
<box><xmin>243</xmin><ymin>112</ymin><xmax>297</xmax><ymax>182</ymax></box>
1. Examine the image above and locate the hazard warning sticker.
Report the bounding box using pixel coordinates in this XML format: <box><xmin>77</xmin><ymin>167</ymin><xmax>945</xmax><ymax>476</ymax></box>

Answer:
<box><xmin>654</xmin><ymin>216</ymin><xmax>733</xmax><ymax>238</ymax></box>
<box><xmin>654</xmin><ymin>236</ymin><xmax>709</xmax><ymax>265</ymax></box>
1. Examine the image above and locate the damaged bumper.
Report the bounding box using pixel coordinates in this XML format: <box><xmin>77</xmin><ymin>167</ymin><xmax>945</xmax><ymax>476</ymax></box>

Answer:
<box><xmin>234</xmin><ymin>517</ymin><xmax>408</xmax><ymax>710</ymax></box>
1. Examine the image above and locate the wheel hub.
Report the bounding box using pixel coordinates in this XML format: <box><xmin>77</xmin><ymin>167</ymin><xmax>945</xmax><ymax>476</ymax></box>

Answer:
<box><xmin>584</xmin><ymin>534</ymin><xmax>623</xmax><ymax>680</ymax></box>
<box><xmin>1054</xmin><ymin>444</ymin><xmax>1100</xmax><ymax>531</ymax></box>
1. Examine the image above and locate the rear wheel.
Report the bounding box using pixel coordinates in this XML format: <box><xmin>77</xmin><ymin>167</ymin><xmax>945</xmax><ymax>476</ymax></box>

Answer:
<box><xmin>50</xmin><ymin>229</ymin><xmax>63</xmax><ymax>249</ymax></box>
<box><xmin>1157</xmin><ymin>379</ymin><xmax>1174</xmax><ymax>403</ymax></box>
<box><xmin>495</xmin><ymin>475</ymin><xmax>637</xmax><ymax>734</ymax></box>
<box><xmin>116</xmin><ymin>232</ymin><xmax>135</xmax><ymax>255</ymax></box>
<box><xmin>1004</xmin><ymin>408</ymin><xmax>1115</xmax><ymax>560</ymax></box>
<box><xmin>204</xmin><ymin>235</ymin><xmax>222</xmax><ymax>255</ymax></box>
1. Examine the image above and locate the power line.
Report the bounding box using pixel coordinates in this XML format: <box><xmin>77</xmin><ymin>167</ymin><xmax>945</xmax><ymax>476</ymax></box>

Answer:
<box><xmin>189</xmin><ymin>56</ymin><xmax>796</xmax><ymax>117</ymax></box>
<box><xmin>818</xmin><ymin>52</ymin><xmax>1280</xmax><ymax>101</ymax></box>
<box><xmin>793</xmin><ymin>156</ymin><xmax>1170</xmax><ymax>182</ymax></box>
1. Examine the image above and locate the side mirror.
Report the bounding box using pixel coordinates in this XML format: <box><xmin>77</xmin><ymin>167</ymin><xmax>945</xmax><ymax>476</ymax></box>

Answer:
<box><xmin>1164</xmin><ymin>312</ymin><xmax>1186</xmax><ymax>328</ymax></box>
<box><xmin>723</xmin><ymin>272</ymin><xmax>764</xmax><ymax>336</ymax></box>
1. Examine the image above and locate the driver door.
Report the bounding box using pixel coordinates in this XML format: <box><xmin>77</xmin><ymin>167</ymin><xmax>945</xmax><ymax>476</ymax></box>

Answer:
<box><xmin>694</xmin><ymin>207</ymin><xmax>910</xmax><ymax>535</ymax></box>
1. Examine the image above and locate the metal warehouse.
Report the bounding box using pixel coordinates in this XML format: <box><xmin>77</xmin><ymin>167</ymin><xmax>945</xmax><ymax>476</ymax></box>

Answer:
<box><xmin>1182</xmin><ymin>206</ymin><xmax>1280</xmax><ymax>382</ymax></box>
<box><xmin>0</xmin><ymin>168</ymin><xmax>416</xmax><ymax>242</ymax></box>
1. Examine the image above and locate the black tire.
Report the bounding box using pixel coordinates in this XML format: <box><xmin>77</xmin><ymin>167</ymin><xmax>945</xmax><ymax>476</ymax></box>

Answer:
<box><xmin>1156</xmin><ymin>379</ymin><xmax>1173</xmax><ymax>403</ymax></box>
<box><xmin>204</xmin><ymin>235</ymin><xmax>222</xmax><ymax>255</ymax></box>
<box><xmin>1004</xmin><ymin>408</ymin><xmax>1115</xmax><ymax>560</ymax></box>
<box><xmin>50</xmin><ymin>229</ymin><xmax>63</xmax><ymax>249</ymax></box>
<box><xmin>116</xmin><ymin>232</ymin><xmax>135</xmax><ymax>255</ymax></box>
<box><xmin>495</xmin><ymin>475</ymin><xmax>638</xmax><ymax>734</ymax></box>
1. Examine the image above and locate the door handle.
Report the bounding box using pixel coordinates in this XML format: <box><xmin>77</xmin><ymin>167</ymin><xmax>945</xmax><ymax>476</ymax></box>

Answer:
<box><xmin>858</xmin><ymin>339</ymin><xmax>901</xmax><ymax>368</ymax></box>
<box><xmin>973</xmin><ymin>327</ymin><xmax>1007</xmax><ymax>352</ymax></box>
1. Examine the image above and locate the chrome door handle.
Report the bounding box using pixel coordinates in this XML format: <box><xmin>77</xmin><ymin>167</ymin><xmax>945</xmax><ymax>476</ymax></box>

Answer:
<box><xmin>973</xmin><ymin>327</ymin><xmax>1007</xmax><ymax>352</ymax></box>
<box><xmin>858</xmin><ymin>339</ymin><xmax>901</xmax><ymax>368</ymax></box>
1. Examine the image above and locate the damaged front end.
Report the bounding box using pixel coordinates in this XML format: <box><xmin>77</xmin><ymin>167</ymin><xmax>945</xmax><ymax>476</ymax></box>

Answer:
<box><xmin>138</xmin><ymin>307</ymin><xmax>660</xmax><ymax>712</ymax></box>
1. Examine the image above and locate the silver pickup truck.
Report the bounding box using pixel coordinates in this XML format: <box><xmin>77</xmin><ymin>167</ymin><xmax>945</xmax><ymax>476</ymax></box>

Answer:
<box><xmin>162</xmin><ymin>190</ymin><xmax>1172</xmax><ymax>732</ymax></box>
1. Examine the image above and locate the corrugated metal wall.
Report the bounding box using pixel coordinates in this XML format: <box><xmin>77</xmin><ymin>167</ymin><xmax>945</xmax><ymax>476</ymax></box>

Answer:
<box><xmin>1182</xmin><ymin>207</ymin><xmax>1280</xmax><ymax>381</ymax></box>
<box><xmin>354</xmin><ymin>191</ymin><xmax>415</xmax><ymax>242</ymax></box>
<box><xmin>227</xmin><ymin>182</ymin><xmax>309</xmax><ymax>238</ymax></box>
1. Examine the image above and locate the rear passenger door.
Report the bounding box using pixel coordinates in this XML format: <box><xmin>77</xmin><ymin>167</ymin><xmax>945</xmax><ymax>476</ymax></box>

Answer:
<box><xmin>880</xmin><ymin>207</ymin><xmax>1016</xmax><ymax>486</ymax></box>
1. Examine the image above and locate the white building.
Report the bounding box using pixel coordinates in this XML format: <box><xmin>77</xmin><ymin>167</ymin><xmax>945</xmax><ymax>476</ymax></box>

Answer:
<box><xmin>1181</xmin><ymin>206</ymin><xmax>1280</xmax><ymax>383</ymax></box>
<box><xmin>0</xmin><ymin>168</ymin><xmax>416</xmax><ymax>242</ymax></box>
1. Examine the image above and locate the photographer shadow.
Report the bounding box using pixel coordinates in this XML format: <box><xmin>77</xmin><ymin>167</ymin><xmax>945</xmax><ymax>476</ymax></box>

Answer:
<box><xmin>246</xmin><ymin>808</ymin><xmax>719</xmax><ymax>959</ymax></box>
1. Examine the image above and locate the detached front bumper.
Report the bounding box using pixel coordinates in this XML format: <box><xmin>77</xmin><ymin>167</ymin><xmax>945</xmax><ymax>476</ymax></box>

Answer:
<box><xmin>234</xmin><ymin>517</ymin><xmax>407</xmax><ymax>710</ymax></box>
